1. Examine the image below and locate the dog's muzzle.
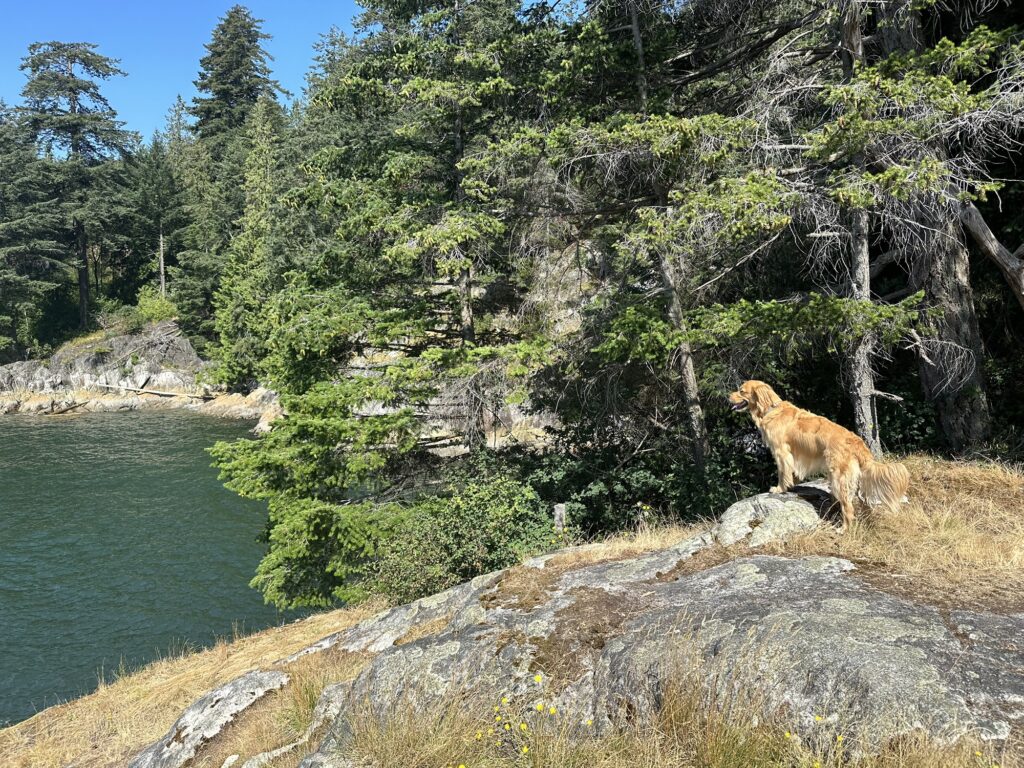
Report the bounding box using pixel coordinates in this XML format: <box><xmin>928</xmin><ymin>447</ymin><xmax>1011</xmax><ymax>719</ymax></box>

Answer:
<box><xmin>729</xmin><ymin>398</ymin><xmax>748</xmax><ymax>412</ymax></box>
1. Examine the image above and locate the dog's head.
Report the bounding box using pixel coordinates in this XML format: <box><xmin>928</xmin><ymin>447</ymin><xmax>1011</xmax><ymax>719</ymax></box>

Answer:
<box><xmin>728</xmin><ymin>380</ymin><xmax>782</xmax><ymax>418</ymax></box>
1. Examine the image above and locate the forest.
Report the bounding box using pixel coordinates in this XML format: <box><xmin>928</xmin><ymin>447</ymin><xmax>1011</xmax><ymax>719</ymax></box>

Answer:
<box><xmin>1</xmin><ymin>0</ymin><xmax>1022</xmax><ymax>609</ymax></box>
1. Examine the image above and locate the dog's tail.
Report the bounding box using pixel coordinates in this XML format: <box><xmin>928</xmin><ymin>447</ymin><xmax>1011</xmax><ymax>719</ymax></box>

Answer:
<box><xmin>859</xmin><ymin>458</ymin><xmax>910</xmax><ymax>511</ymax></box>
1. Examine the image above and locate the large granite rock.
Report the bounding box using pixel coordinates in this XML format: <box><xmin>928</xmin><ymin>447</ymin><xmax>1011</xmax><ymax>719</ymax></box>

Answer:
<box><xmin>128</xmin><ymin>670</ymin><xmax>289</xmax><ymax>768</ymax></box>
<box><xmin>129</xmin><ymin>489</ymin><xmax>1024</xmax><ymax>768</ymax></box>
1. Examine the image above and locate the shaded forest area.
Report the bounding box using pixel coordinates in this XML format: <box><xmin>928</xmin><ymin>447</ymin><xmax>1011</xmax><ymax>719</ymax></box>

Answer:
<box><xmin>1</xmin><ymin>1</ymin><xmax>1022</xmax><ymax>607</ymax></box>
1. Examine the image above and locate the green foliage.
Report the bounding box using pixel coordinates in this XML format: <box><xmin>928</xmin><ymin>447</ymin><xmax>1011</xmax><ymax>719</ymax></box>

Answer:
<box><xmin>372</xmin><ymin>473</ymin><xmax>553</xmax><ymax>604</ymax></box>
<box><xmin>135</xmin><ymin>286</ymin><xmax>178</xmax><ymax>323</ymax></box>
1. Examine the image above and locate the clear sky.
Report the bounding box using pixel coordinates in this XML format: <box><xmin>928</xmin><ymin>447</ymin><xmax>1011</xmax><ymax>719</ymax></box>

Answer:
<box><xmin>0</xmin><ymin>0</ymin><xmax>362</xmax><ymax>139</ymax></box>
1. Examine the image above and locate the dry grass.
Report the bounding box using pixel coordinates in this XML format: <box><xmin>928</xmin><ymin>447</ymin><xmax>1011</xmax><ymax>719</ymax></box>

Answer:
<box><xmin>340</xmin><ymin>638</ymin><xmax>1020</xmax><ymax>768</ymax></box>
<box><xmin>2</xmin><ymin>456</ymin><xmax>1022</xmax><ymax>766</ymax></box>
<box><xmin>764</xmin><ymin>454</ymin><xmax>1024</xmax><ymax>610</ymax></box>
<box><xmin>192</xmin><ymin>648</ymin><xmax>372</xmax><ymax>768</ymax></box>
<box><xmin>0</xmin><ymin>601</ymin><xmax>383</xmax><ymax>768</ymax></box>
<box><xmin>483</xmin><ymin>523</ymin><xmax>707</xmax><ymax>611</ymax></box>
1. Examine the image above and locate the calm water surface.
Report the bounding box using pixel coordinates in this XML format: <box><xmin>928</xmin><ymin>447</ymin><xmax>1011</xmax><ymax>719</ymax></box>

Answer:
<box><xmin>0</xmin><ymin>411</ymin><xmax>288</xmax><ymax>726</ymax></box>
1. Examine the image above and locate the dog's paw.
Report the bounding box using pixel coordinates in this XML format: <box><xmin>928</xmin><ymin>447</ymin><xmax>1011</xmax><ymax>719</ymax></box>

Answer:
<box><xmin>769</xmin><ymin>485</ymin><xmax>783</xmax><ymax>494</ymax></box>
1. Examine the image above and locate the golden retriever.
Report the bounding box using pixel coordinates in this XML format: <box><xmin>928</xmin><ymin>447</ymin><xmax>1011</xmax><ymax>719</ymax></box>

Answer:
<box><xmin>728</xmin><ymin>380</ymin><xmax>909</xmax><ymax>530</ymax></box>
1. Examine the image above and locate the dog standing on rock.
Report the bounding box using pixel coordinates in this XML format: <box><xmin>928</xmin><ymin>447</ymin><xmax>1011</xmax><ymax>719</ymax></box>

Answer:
<box><xmin>728</xmin><ymin>380</ymin><xmax>910</xmax><ymax>531</ymax></box>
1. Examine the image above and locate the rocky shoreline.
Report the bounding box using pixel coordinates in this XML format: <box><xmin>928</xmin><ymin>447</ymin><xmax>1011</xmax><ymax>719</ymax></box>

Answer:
<box><xmin>0</xmin><ymin>321</ymin><xmax>282</xmax><ymax>432</ymax></box>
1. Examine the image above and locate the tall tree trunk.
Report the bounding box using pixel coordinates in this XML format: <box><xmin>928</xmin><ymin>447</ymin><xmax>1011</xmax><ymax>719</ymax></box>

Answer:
<box><xmin>846</xmin><ymin>207</ymin><xmax>880</xmax><ymax>455</ymax></box>
<box><xmin>660</xmin><ymin>254</ymin><xmax>708</xmax><ymax>472</ymax></box>
<box><xmin>159</xmin><ymin>228</ymin><xmax>167</xmax><ymax>299</ymax></box>
<box><xmin>75</xmin><ymin>220</ymin><xmax>89</xmax><ymax>329</ymax></box>
<box><xmin>628</xmin><ymin>1</ymin><xmax>648</xmax><ymax>111</ymax></box>
<box><xmin>453</xmin><ymin>109</ymin><xmax>474</xmax><ymax>345</ymax></box>
<box><xmin>909</xmin><ymin>216</ymin><xmax>991</xmax><ymax>450</ymax></box>
<box><xmin>840</xmin><ymin>3</ymin><xmax>881</xmax><ymax>454</ymax></box>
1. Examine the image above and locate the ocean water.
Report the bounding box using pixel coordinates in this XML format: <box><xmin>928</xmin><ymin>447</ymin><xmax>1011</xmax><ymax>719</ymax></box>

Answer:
<box><xmin>0</xmin><ymin>411</ymin><xmax>289</xmax><ymax>725</ymax></box>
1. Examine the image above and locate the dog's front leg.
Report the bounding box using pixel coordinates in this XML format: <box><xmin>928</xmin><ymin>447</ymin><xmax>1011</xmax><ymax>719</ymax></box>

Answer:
<box><xmin>770</xmin><ymin>447</ymin><xmax>795</xmax><ymax>494</ymax></box>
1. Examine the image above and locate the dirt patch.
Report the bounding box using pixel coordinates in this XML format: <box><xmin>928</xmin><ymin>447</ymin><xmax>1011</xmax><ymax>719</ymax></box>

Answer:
<box><xmin>393</xmin><ymin>615</ymin><xmax>452</xmax><ymax>646</ymax></box>
<box><xmin>482</xmin><ymin>556</ymin><xmax>620</xmax><ymax>612</ymax></box>
<box><xmin>528</xmin><ymin>587</ymin><xmax>649</xmax><ymax>691</ymax></box>
<box><xmin>848</xmin><ymin>560</ymin><xmax>1024</xmax><ymax>616</ymax></box>
<box><xmin>649</xmin><ymin>544</ymin><xmax>748</xmax><ymax>583</ymax></box>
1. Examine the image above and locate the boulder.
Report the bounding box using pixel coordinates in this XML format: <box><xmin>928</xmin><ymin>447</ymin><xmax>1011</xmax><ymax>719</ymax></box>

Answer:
<box><xmin>129</xmin><ymin>488</ymin><xmax>1024</xmax><ymax>768</ymax></box>
<box><xmin>128</xmin><ymin>670</ymin><xmax>289</xmax><ymax>768</ymax></box>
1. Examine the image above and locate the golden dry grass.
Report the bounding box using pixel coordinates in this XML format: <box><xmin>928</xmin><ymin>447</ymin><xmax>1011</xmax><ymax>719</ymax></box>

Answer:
<box><xmin>763</xmin><ymin>454</ymin><xmax>1024</xmax><ymax>610</ymax></box>
<box><xmin>0</xmin><ymin>601</ymin><xmax>383</xmax><ymax>768</ymax></box>
<box><xmin>192</xmin><ymin>648</ymin><xmax>372</xmax><ymax>768</ymax></box>
<box><xmin>340</xmin><ymin>642</ymin><xmax>1020</xmax><ymax>768</ymax></box>
<box><xmin>2</xmin><ymin>456</ymin><xmax>1022</xmax><ymax>766</ymax></box>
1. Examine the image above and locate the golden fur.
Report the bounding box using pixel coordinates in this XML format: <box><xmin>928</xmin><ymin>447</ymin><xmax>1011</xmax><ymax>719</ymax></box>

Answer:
<box><xmin>728</xmin><ymin>380</ymin><xmax>910</xmax><ymax>530</ymax></box>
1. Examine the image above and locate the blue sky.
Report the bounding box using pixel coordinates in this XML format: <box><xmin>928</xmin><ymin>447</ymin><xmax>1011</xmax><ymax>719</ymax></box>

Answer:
<box><xmin>0</xmin><ymin>1</ymin><xmax>361</xmax><ymax>139</ymax></box>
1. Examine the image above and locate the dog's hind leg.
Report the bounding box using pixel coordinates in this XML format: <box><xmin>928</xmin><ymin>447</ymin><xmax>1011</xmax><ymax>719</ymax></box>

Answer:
<box><xmin>828</xmin><ymin>461</ymin><xmax>858</xmax><ymax>533</ymax></box>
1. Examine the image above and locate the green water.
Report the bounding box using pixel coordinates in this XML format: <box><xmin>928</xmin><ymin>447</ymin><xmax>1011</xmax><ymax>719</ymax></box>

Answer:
<box><xmin>0</xmin><ymin>411</ymin><xmax>289</xmax><ymax>726</ymax></box>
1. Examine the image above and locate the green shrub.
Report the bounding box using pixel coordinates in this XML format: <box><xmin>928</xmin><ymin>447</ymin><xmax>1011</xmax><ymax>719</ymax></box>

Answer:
<box><xmin>135</xmin><ymin>286</ymin><xmax>178</xmax><ymax>323</ymax></box>
<box><xmin>372</xmin><ymin>476</ymin><xmax>553</xmax><ymax>604</ymax></box>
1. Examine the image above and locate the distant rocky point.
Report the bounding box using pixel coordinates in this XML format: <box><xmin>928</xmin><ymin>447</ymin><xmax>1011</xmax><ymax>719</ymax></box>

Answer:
<box><xmin>0</xmin><ymin>321</ymin><xmax>281</xmax><ymax>431</ymax></box>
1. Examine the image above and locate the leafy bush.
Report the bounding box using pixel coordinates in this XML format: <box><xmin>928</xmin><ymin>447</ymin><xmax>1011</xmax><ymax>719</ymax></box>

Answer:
<box><xmin>135</xmin><ymin>286</ymin><xmax>178</xmax><ymax>323</ymax></box>
<box><xmin>372</xmin><ymin>476</ymin><xmax>553</xmax><ymax>604</ymax></box>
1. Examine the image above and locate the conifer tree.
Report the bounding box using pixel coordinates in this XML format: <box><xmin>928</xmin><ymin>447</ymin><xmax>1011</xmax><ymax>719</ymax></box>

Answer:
<box><xmin>190</xmin><ymin>5</ymin><xmax>283</xmax><ymax>147</ymax></box>
<box><xmin>212</xmin><ymin>95</ymin><xmax>284</xmax><ymax>385</ymax></box>
<box><xmin>0</xmin><ymin>105</ymin><xmax>60</xmax><ymax>358</ymax></box>
<box><xmin>18</xmin><ymin>41</ymin><xmax>134</xmax><ymax>328</ymax></box>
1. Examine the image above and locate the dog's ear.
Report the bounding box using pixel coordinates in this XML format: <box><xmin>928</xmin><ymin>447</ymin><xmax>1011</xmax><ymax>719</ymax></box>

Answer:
<box><xmin>750</xmin><ymin>382</ymin><xmax>781</xmax><ymax>416</ymax></box>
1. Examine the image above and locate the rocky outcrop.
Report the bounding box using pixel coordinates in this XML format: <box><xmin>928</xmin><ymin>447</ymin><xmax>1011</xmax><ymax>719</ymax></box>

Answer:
<box><xmin>129</xmin><ymin>487</ymin><xmax>1024</xmax><ymax>768</ymax></box>
<box><xmin>129</xmin><ymin>671</ymin><xmax>289</xmax><ymax>768</ymax></box>
<box><xmin>0</xmin><ymin>322</ymin><xmax>280</xmax><ymax>425</ymax></box>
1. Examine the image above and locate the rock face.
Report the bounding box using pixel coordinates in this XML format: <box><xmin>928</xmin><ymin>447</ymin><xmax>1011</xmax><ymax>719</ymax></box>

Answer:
<box><xmin>129</xmin><ymin>670</ymin><xmax>289</xmax><ymax>768</ymax></box>
<box><xmin>0</xmin><ymin>321</ymin><xmax>280</xmax><ymax>424</ymax></box>
<box><xmin>129</xmin><ymin>488</ymin><xmax>1024</xmax><ymax>768</ymax></box>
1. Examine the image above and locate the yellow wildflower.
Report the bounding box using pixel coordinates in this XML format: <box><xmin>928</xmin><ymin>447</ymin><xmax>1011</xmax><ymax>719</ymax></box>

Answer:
<box><xmin>535</xmin><ymin>703</ymin><xmax>544</xmax><ymax>711</ymax></box>
<box><xmin>520</xmin><ymin>722</ymin><xmax>528</xmax><ymax>731</ymax></box>
<box><xmin>501</xmin><ymin>696</ymin><xmax>509</xmax><ymax>704</ymax></box>
<box><xmin>549</xmin><ymin>706</ymin><xmax>557</xmax><ymax>715</ymax></box>
<box><xmin>495</xmin><ymin>715</ymin><xmax>502</xmax><ymax>722</ymax></box>
<box><xmin>522</xmin><ymin>746</ymin><xmax>530</xmax><ymax>754</ymax></box>
<box><xmin>784</xmin><ymin>731</ymin><xmax>792</xmax><ymax>739</ymax></box>
<box><xmin>504</xmin><ymin>723</ymin><xmax>511</xmax><ymax>731</ymax></box>
<box><xmin>814</xmin><ymin>715</ymin><xmax>823</xmax><ymax>722</ymax></box>
<box><xmin>534</xmin><ymin>674</ymin><xmax>543</xmax><ymax>683</ymax></box>
<box><xmin>837</xmin><ymin>735</ymin><xmax>844</xmax><ymax>742</ymax></box>
<box><xmin>586</xmin><ymin>718</ymin><xmax>593</xmax><ymax>726</ymax></box>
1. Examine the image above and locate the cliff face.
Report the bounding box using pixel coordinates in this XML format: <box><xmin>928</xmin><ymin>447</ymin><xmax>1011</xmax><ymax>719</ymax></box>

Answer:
<box><xmin>128</xmin><ymin>486</ymin><xmax>1024</xmax><ymax>768</ymax></box>
<box><xmin>0</xmin><ymin>321</ymin><xmax>279</xmax><ymax>425</ymax></box>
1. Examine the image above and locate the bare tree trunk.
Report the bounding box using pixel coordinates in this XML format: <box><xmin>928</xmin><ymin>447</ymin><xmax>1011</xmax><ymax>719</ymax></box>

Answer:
<box><xmin>847</xmin><ymin>207</ymin><xmax>880</xmax><ymax>455</ymax></box>
<box><xmin>960</xmin><ymin>201</ymin><xmax>1024</xmax><ymax>312</ymax></box>
<box><xmin>910</xmin><ymin>216</ymin><xmax>991</xmax><ymax>450</ymax></box>
<box><xmin>159</xmin><ymin>228</ymin><xmax>166</xmax><ymax>299</ymax></box>
<box><xmin>75</xmin><ymin>220</ymin><xmax>89</xmax><ymax>329</ymax></box>
<box><xmin>840</xmin><ymin>3</ymin><xmax>880</xmax><ymax>454</ymax></box>
<box><xmin>628</xmin><ymin>1</ymin><xmax>648</xmax><ymax>111</ymax></box>
<box><xmin>660</xmin><ymin>254</ymin><xmax>708</xmax><ymax>472</ymax></box>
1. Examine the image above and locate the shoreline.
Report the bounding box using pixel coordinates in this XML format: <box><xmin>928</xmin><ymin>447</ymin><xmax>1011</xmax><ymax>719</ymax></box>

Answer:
<box><xmin>0</xmin><ymin>387</ymin><xmax>282</xmax><ymax>432</ymax></box>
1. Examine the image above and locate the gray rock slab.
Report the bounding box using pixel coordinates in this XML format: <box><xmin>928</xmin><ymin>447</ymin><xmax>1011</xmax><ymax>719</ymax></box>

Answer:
<box><xmin>128</xmin><ymin>670</ymin><xmax>289</xmax><ymax>768</ymax></box>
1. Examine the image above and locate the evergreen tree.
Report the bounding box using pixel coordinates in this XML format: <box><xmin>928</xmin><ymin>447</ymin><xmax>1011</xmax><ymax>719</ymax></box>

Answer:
<box><xmin>0</xmin><ymin>105</ymin><xmax>61</xmax><ymax>358</ymax></box>
<box><xmin>211</xmin><ymin>95</ymin><xmax>284</xmax><ymax>385</ymax></box>
<box><xmin>18</xmin><ymin>41</ymin><xmax>135</xmax><ymax>328</ymax></box>
<box><xmin>190</xmin><ymin>5</ymin><xmax>283</xmax><ymax>146</ymax></box>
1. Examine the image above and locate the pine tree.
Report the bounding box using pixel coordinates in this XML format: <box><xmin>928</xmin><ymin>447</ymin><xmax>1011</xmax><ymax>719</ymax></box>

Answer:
<box><xmin>190</xmin><ymin>5</ymin><xmax>283</xmax><ymax>147</ymax></box>
<box><xmin>0</xmin><ymin>105</ymin><xmax>61</xmax><ymax>358</ymax></box>
<box><xmin>18</xmin><ymin>41</ymin><xmax>135</xmax><ymax>328</ymax></box>
<box><xmin>211</xmin><ymin>96</ymin><xmax>284</xmax><ymax>386</ymax></box>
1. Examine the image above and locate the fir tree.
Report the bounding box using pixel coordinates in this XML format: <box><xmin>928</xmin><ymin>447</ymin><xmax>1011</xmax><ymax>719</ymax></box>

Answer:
<box><xmin>18</xmin><ymin>41</ymin><xmax>135</xmax><ymax>328</ymax></box>
<box><xmin>190</xmin><ymin>5</ymin><xmax>284</xmax><ymax>146</ymax></box>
